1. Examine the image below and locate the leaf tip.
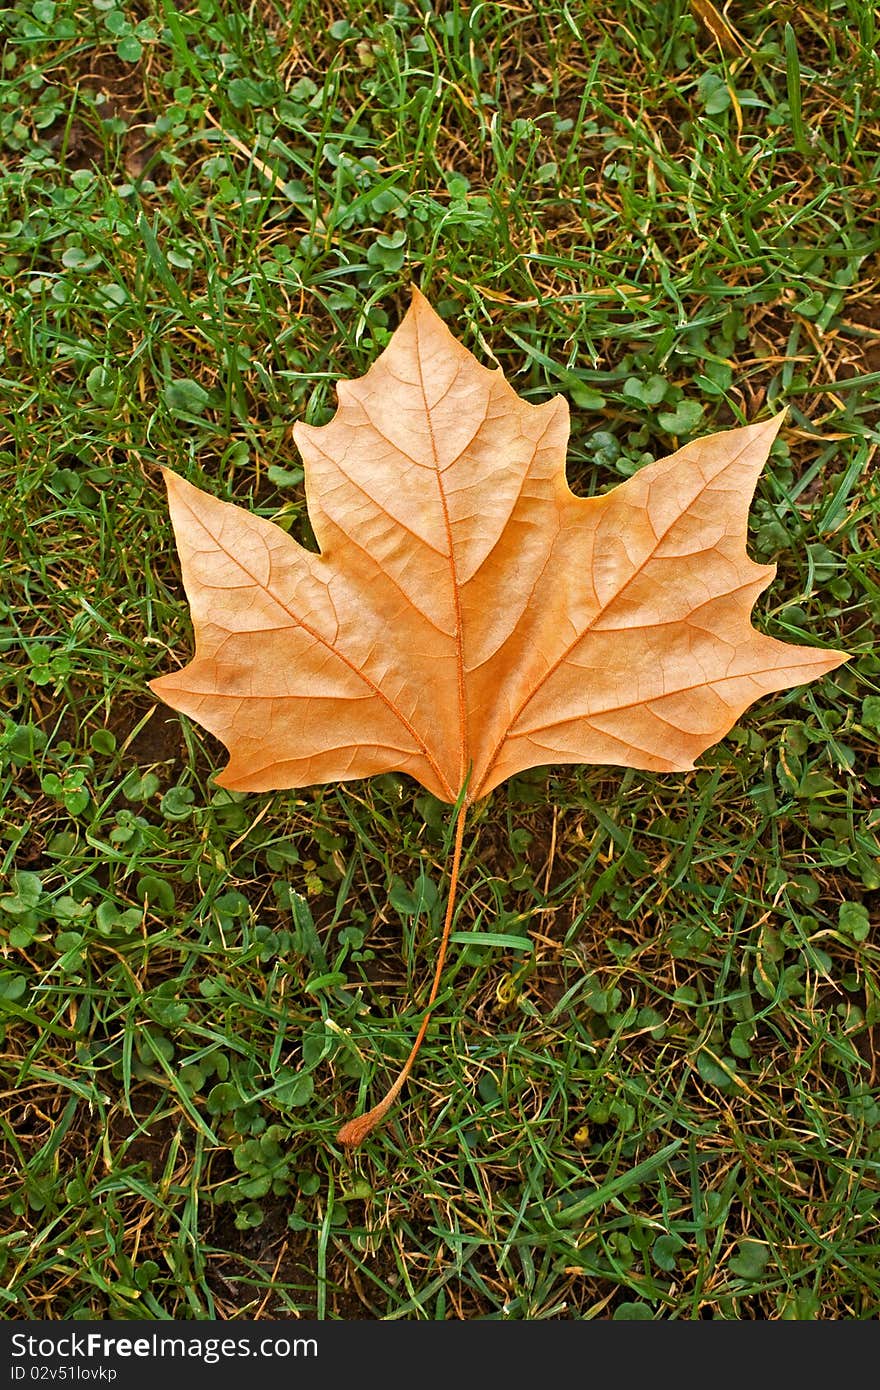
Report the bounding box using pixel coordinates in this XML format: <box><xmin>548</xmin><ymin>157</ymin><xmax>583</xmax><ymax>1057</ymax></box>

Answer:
<box><xmin>148</xmin><ymin>668</ymin><xmax>184</xmax><ymax>702</ymax></box>
<box><xmin>156</xmin><ymin>465</ymin><xmax>189</xmax><ymax>501</ymax></box>
<box><xmin>212</xmin><ymin>766</ymin><xmax>244</xmax><ymax>792</ymax></box>
<box><xmin>739</xmin><ymin>409</ymin><xmax>787</xmax><ymax>453</ymax></box>
<box><xmin>407</xmin><ymin>282</ymin><xmax>444</xmax><ymax>332</ymax></box>
<box><xmin>825</xmin><ymin>647</ymin><xmax>854</xmax><ymax>671</ymax></box>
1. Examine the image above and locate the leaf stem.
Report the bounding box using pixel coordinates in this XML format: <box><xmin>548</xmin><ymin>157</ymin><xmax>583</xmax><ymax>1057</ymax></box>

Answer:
<box><xmin>336</xmin><ymin>797</ymin><xmax>468</xmax><ymax>1148</ymax></box>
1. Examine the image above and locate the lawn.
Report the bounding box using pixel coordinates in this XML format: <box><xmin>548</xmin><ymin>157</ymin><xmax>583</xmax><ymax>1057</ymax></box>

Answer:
<box><xmin>0</xmin><ymin>0</ymin><xmax>878</xmax><ymax>1320</ymax></box>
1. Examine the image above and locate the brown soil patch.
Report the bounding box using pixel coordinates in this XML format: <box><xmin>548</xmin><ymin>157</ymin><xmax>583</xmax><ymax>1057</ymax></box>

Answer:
<box><xmin>48</xmin><ymin>51</ymin><xmax>156</xmax><ymax>178</ymax></box>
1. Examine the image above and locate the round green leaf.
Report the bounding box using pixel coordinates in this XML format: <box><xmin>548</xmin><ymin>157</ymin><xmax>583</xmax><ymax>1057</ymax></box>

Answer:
<box><xmin>613</xmin><ymin>1301</ymin><xmax>653</xmax><ymax>1319</ymax></box>
<box><xmin>116</xmin><ymin>36</ymin><xmax>143</xmax><ymax>63</ymax></box>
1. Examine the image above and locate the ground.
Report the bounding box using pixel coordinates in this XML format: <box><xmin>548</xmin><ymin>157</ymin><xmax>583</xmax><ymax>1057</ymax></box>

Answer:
<box><xmin>0</xmin><ymin>0</ymin><xmax>878</xmax><ymax>1320</ymax></box>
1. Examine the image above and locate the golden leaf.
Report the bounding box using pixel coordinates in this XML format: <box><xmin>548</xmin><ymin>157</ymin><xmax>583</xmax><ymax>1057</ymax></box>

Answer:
<box><xmin>151</xmin><ymin>288</ymin><xmax>845</xmax><ymax>806</ymax></box>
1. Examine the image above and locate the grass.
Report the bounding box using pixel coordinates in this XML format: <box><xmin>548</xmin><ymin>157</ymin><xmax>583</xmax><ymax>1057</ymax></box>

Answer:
<box><xmin>0</xmin><ymin>0</ymin><xmax>878</xmax><ymax>1320</ymax></box>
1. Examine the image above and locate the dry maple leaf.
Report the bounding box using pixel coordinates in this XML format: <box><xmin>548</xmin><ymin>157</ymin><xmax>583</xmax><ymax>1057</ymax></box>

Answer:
<box><xmin>150</xmin><ymin>287</ymin><xmax>847</xmax><ymax>1145</ymax></box>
